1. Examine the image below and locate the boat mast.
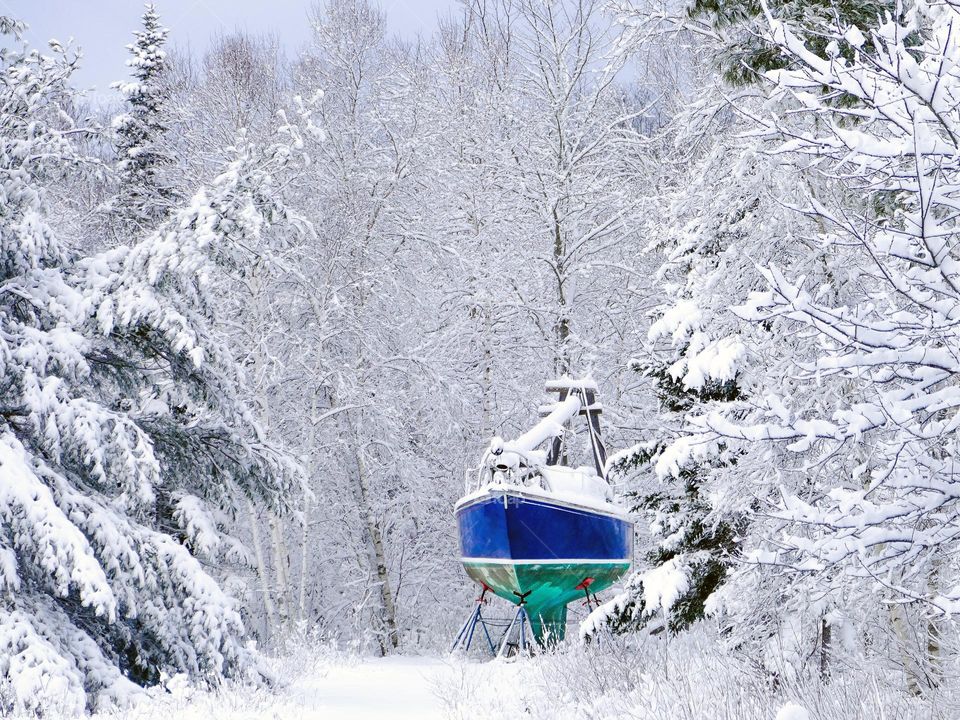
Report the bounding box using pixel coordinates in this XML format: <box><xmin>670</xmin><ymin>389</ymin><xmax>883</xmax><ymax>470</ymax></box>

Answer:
<box><xmin>541</xmin><ymin>379</ymin><xmax>607</xmax><ymax>479</ymax></box>
<box><xmin>483</xmin><ymin>378</ymin><xmax>609</xmax><ymax>480</ymax></box>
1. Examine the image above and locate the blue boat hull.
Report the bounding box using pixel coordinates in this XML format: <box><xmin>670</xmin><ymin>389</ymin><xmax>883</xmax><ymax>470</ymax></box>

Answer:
<box><xmin>455</xmin><ymin>490</ymin><xmax>633</xmax><ymax>643</ymax></box>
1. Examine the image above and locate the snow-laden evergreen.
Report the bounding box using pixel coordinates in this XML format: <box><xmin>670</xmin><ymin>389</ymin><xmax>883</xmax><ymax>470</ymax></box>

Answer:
<box><xmin>597</xmin><ymin>0</ymin><xmax>960</xmax><ymax>693</ymax></box>
<box><xmin>0</xmin><ymin>22</ymin><xmax>300</xmax><ymax>714</ymax></box>
<box><xmin>110</xmin><ymin>4</ymin><xmax>178</xmax><ymax>236</ymax></box>
<box><xmin>584</xmin><ymin>97</ymin><xmax>816</xmax><ymax>637</ymax></box>
<box><xmin>7</xmin><ymin>0</ymin><xmax>960</xmax><ymax>715</ymax></box>
<box><xmin>692</xmin><ymin>0</ymin><xmax>960</xmax><ymax>609</ymax></box>
<box><xmin>730</xmin><ymin>2</ymin><xmax>960</xmax><ymax>608</ymax></box>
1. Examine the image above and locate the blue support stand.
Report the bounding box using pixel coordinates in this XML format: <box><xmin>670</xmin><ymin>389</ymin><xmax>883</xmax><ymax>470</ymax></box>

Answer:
<box><xmin>451</xmin><ymin>586</ymin><xmax>497</xmax><ymax>655</ymax></box>
<box><xmin>496</xmin><ymin>602</ymin><xmax>533</xmax><ymax>658</ymax></box>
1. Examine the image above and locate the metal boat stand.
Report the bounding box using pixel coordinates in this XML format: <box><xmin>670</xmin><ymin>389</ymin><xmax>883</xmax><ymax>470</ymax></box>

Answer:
<box><xmin>496</xmin><ymin>592</ymin><xmax>534</xmax><ymax>658</ymax></box>
<box><xmin>450</xmin><ymin>585</ymin><xmax>497</xmax><ymax>654</ymax></box>
<box><xmin>577</xmin><ymin>576</ymin><xmax>601</xmax><ymax>611</ymax></box>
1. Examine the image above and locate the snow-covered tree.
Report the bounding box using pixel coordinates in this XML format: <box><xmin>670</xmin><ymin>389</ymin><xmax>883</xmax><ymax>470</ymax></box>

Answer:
<box><xmin>284</xmin><ymin>0</ymin><xmax>446</xmax><ymax>653</ymax></box>
<box><xmin>611</xmin><ymin>0</ymin><xmax>897</xmax><ymax>86</ymax></box>
<box><xmin>111</xmin><ymin>3</ymin><xmax>178</xmax><ymax>236</ymax></box>
<box><xmin>582</xmin><ymin>82</ymin><xmax>817</xmax><ymax>636</ymax></box>
<box><xmin>174</xmin><ymin>28</ymin><xmax>300</xmax><ymax>649</ymax></box>
<box><xmin>632</xmin><ymin>0</ymin><xmax>960</xmax><ymax>691</ymax></box>
<box><xmin>510</xmin><ymin>0</ymin><xmax>646</xmax><ymax>376</ymax></box>
<box><xmin>420</xmin><ymin>0</ymin><xmax>655</xmax><ymax>458</ymax></box>
<box><xmin>0</xmin><ymin>22</ymin><xmax>300</xmax><ymax>713</ymax></box>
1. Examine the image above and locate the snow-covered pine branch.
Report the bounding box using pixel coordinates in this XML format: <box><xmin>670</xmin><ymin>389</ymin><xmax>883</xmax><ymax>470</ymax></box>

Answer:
<box><xmin>0</xmin><ymin>23</ymin><xmax>302</xmax><ymax>713</ymax></box>
<box><xmin>664</xmin><ymin>0</ymin><xmax>960</xmax><ymax>617</ymax></box>
<box><xmin>583</xmin><ymin>81</ymin><xmax>819</xmax><ymax>638</ymax></box>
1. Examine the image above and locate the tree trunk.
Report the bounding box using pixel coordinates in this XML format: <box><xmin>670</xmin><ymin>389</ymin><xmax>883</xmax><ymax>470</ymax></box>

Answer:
<box><xmin>247</xmin><ymin>498</ymin><xmax>278</xmax><ymax>642</ymax></box>
<box><xmin>269</xmin><ymin>510</ymin><xmax>291</xmax><ymax>632</ymax></box>
<box><xmin>247</xmin><ymin>263</ymin><xmax>292</xmax><ymax>639</ymax></box>
<box><xmin>819</xmin><ymin>616</ymin><xmax>831</xmax><ymax>681</ymax></box>
<box><xmin>480</xmin><ymin>307</ymin><xmax>494</xmax><ymax>441</ymax></box>
<box><xmin>297</xmin><ymin>498</ymin><xmax>311</xmax><ymax>624</ymax></box>
<box><xmin>298</xmin><ymin>391</ymin><xmax>319</xmax><ymax>625</ymax></box>
<box><xmin>337</xmin><ymin>404</ymin><xmax>400</xmax><ymax>653</ymax></box>
<box><xmin>889</xmin><ymin>603</ymin><xmax>923</xmax><ymax>696</ymax></box>
<box><xmin>925</xmin><ymin>558</ymin><xmax>943</xmax><ymax>690</ymax></box>
<box><xmin>552</xmin><ymin>208</ymin><xmax>570</xmax><ymax>376</ymax></box>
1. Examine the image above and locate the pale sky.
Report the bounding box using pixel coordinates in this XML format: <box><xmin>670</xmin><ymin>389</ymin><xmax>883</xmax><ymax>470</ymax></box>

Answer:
<box><xmin>7</xmin><ymin>0</ymin><xmax>457</xmax><ymax>103</ymax></box>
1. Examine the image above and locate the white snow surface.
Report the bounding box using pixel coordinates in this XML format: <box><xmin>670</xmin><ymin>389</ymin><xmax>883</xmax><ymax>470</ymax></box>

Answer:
<box><xmin>90</xmin><ymin>655</ymin><xmax>456</xmax><ymax>720</ymax></box>
<box><xmin>775</xmin><ymin>702</ymin><xmax>811</xmax><ymax>720</ymax></box>
<box><xmin>82</xmin><ymin>653</ymin><xmax>566</xmax><ymax>720</ymax></box>
<box><xmin>288</xmin><ymin>656</ymin><xmax>449</xmax><ymax>720</ymax></box>
<box><xmin>67</xmin><ymin>641</ymin><xmax>949</xmax><ymax>720</ymax></box>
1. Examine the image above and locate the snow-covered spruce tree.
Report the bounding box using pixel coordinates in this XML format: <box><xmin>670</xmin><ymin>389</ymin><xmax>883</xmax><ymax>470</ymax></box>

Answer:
<box><xmin>177</xmin><ymin>30</ymin><xmax>302</xmax><ymax>648</ymax></box>
<box><xmin>661</xmin><ymin>0</ymin><xmax>960</xmax><ymax>690</ymax></box>
<box><xmin>611</xmin><ymin>0</ymin><xmax>897</xmax><ymax>86</ymax></box>
<box><xmin>0</xmin><ymin>24</ymin><xmax>299</xmax><ymax>714</ymax></box>
<box><xmin>689</xmin><ymin>0</ymin><xmax>895</xmax><ymax>85</ymax></box>
<box><xmin>110</xmin><ymin>3</ymin><xmax>178</xmax><ymax>236</ymax></box>
<box><xmin>601</xmin><ymin>386</ymin><xmax>743</xmax><ymax>635</ymax></box>
<box><xmin>584</xmin><ymin>111</ymin><xmax>770</xmax><ymax>636</ymax></box>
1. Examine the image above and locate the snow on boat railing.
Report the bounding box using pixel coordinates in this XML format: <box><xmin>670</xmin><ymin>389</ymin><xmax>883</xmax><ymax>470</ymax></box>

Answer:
<box><xmin>463</xmin><ymin>377</ymin><xmax>613</xmax><ymax>503</ymax></box>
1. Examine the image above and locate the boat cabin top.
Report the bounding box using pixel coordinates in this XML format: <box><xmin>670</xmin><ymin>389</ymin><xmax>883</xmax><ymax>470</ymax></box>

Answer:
<box><xmin>464</xmin><ymin>378</ymin><xmax>615</xmax><ymax>506</ymax></box>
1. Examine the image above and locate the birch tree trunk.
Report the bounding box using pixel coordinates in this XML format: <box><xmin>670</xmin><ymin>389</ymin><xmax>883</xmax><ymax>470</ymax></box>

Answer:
<box><xmin>889</xmin><ymin>603</ymin><xmax>923</xmax><ymax>696</ymax></box>
<box><xmin>269</xmin><ymin>510</ymin><xmax>291</xmax><ymax>631</ymax></box>
<box><xmin>247</xmin><ymin>262</ymin><xmax>292</xmax><ymax>639</ymax></box>
<box><xmin>925</xmin><ymin>558</ymin><xmax>943</xmax><ymax>690</ymax></box>
<box><xmin>247</xmin><ymin>498</ymin><xmax>278</xmax><ymax>641</ymax></box>
<box><xmin>818</xmin><ymin>617</ymin><xmax>831</xmax><ymax>681</ymax></box>
<box><xmin>298</xmin><ymin>391</ymin><xmax>319</xmax><ymax>624</ymax></box>
<box><xmin>336</xmin><ymin>403</ymin><xmax>400</xmax><ymax>653</ymax></box>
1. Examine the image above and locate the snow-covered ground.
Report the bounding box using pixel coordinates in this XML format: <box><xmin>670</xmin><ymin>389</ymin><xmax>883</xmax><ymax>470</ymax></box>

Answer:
<box><xmin>89</xmin><ymin>654</ymin><xmax>456</xmax><ymax>720</ymax></box>
<box><xmin>287</xmin><ymin>656</ymin><xmax>452</xmax><ymax>720</ymax></box>
<box><xmin>88</xmin><ymin>651</ymin><xmax>542</xmax><ymax>720</ymax></box>
<box><xmin>84</xmin><ymin>649</ymin><xmax>597</xmax><ymax>720</ymax></box>
<box><xmin>82</xmin><ymin>632</ymin><xmax>959</xmax><ymax>720</ymax></box>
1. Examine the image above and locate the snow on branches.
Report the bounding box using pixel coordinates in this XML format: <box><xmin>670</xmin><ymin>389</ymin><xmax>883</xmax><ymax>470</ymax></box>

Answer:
<box><xmin>0</xmin><ymin>20</ymin><xmax>303</xmax><ymax>714</ymax></box>
<box><xmin>111</xmin><ymin>4</ymin><xmax>178</xmax><ymax>234</ymax></box>
<box><xmin>670</xmin><ymin>0</ymin><xmax>960</xmax><ymax>613</ymax></box>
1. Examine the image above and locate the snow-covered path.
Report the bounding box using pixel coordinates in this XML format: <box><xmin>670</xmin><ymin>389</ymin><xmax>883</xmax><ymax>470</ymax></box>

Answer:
<box><xmin>288</xmin><ymin>655</ymin><xmax>452</xmax><ymax>719</ymax></box>
<box><xmin>102</xmin><ymin>655</ymin><xmax>468</xmax><ymax>720</ymax></box>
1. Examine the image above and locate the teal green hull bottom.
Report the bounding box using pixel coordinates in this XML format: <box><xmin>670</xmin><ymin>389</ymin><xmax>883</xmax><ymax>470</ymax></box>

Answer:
<box><xmin>462</xmin><ymin>560</ymin><xmax>630</xmax><ymax>644</ymax></box>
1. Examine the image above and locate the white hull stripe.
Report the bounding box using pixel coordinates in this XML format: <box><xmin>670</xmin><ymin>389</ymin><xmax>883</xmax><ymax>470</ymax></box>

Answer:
<box><xmin>461</xmin><ymin>557</ymin><xmax>629</xmax><ymax>565</ymax></box>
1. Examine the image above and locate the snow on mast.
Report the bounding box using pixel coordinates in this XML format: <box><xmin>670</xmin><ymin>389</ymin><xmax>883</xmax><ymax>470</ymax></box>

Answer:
<box><xmin>480</xmin><ymin>376</ymin><xmax>608</xmax><ymax>483</ymax></box>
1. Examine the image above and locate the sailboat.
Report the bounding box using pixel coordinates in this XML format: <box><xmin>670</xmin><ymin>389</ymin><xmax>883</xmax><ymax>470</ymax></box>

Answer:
<box><xmin>454</xmin><ymin>378</ymin><xmax>633</xmax><ymax>646</ymax></box>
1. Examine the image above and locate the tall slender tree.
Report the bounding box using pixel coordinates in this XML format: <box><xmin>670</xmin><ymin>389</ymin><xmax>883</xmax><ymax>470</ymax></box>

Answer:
<box><xmin>111</xmin><ymin>3</ymin><xmax>178</xmax><ymax>237</ymax></box>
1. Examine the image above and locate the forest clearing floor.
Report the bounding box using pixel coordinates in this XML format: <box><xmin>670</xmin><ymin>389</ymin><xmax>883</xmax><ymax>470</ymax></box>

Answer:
<box><xmin>86</xmin><ymin>633</ymin><xmax>958</xmax><ymax>720</ymax></box>
<box><xmin>90</xmin><ymin>652</ymin><xmax>533</xmax><ymax>720</ymax></box>
<box><xmin>287</xmin><ymin>655</ymin><xmax>454</xmax><ymax>719</ymax></box>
